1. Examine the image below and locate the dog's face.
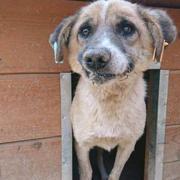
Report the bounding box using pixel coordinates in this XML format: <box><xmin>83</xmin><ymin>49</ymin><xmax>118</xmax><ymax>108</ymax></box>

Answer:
<box><xmin>50</xmin><ymin>0</ymin><xmax>176</xmax><ymax>84</ymax></box>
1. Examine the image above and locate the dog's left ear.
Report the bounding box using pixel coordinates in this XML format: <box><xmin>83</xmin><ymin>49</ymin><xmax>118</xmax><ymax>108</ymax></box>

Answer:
<box><xmin>49</xmin><ymin>14</ymin><xmax>78</xmax><ymax>63</ymax></box>
<box><xmin>138</xmin><ymin>7</ymin><xmax>177</xmax><ymax>60</ymax></box>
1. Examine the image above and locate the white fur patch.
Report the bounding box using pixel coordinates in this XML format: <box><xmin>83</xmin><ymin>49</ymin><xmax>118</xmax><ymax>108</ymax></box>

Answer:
<box><xmin>100</xmin><ymin>0</ymin><xmax>108</xmax><ymax>21</ymax></box>
<box><xmin>99</xmin><ymin>38</ymin><xmax>129</xmax><ymax>74</ymax></box>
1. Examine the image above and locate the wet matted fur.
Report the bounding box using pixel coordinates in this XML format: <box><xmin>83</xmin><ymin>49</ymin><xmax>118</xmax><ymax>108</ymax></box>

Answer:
<box><xmin>49</xmin><ymin>0</ymin><xmax>177</xmax><ymax>179</ymax></box>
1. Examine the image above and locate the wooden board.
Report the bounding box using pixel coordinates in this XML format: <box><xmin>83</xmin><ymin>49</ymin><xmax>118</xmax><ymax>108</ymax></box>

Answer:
<box><xmin>166</xmin><ymin>71</ymin><xmax>180</xmax><ymax>125</ymax></box>
<box><xmin>164</xmin><ymin>71</ymin><xmax>180</xmax><ymax>179</ymax></box>
<box><xmin>0</xmin><ymin>0</ymin><xmax>86</xmax><ymax>74</ymax></box>
<box><xmin>164</xmin><ymin>125</ymin><xmax>180</xmax><ymax>175</ymax></box>
<box><xmin>164</xmin><ymin>125</ymin><xmax>180</xmax><ymax>163</ymax></box>
<box><xmin>0</xmin><ymin>1</ymin><xmax>178</xmax><ymax>72</ymax></box>
<box><xmin>161</xmin><ymin>9</ymin><xmax>180</xmax><ymax>70</ymax></box>
<box><xmin>0</xmin><ymin>74</ymin><xmax>61</xmax><ymax>143</ymax></box>
<box><xmin>144</xmin><ymin>70</ymin><xmax>160</xmax><ymax>180</ymax></box>
<box><xmin>165</xmin><ymin>126</ymin><xmax>180</xmax><ymax>145</ymax></box>
<box><xmin>164</xmin><ymin>143</ymin><xmax>180</xmax><ymax>163</ymax></box>
<box><xmin>0</xmin><ymin>137</ymin><xmax>61</xmax><ymax>180</ymax></box>
<box><xmin>163</xmin><ymin>161</ymin><xmax>180</xmax><ymax>180</ymax></box>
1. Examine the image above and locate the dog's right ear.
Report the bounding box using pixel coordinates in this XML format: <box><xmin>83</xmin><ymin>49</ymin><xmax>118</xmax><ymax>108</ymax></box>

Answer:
<box><xmin>138</xmin><ymin>6</ymin><xmax>177</xmax><ymax>61</ymax></box>
<box><xmin>49</xmin><ymin>14</ymin><xmax>78</xmax><ymax>63</ymax></box>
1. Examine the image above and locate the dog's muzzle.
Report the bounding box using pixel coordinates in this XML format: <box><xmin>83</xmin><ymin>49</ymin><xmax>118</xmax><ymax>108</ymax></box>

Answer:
<box><xmin>80</xmin><ymin>47</ymin><xmax>133</xmax><ymax>84</ymax></box>
<box><xmin>83</xmin><ymin>48</ymin><xmax>111</xmax><ymax>71</ymax></box>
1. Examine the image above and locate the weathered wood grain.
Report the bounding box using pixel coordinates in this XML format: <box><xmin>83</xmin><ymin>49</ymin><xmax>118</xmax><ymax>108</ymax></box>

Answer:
<box><xmin>163</xmin><ymin>125</ymin><xmax>180</xmax><ymax>179</ymax></box>
<box><xmin>163</xmin><ymin>161</ymin><xmax>180</xmax><ymax>180</ymax></box>
<box><xmin>161</xmin><ymin>9</ymin><xmax>180</xmax><ymax>70</ymax></box>
<box><xmin>164</xmin><ymin>125</ymin><xmax>180</xmax><ymax>163</ymax></box>
<box><xmin>165</xmin><ymin>126</ymin><xmax>180</xmax><ymax>145</ymax></box>
<box><xmin>164</xmin><ymin>143</ymin><xmax>180</xmax><ymax>163</ymax></box>
<box><xmin>166</xmin><ymin>125</ymin><xmax>180</xmax><ymax>144</ymax></box>
<box><xmin>166</xmin><ymin>71</ymin><xmax>180</xmax><ymax>125</ymax></box>
<box><xmin>0</xmin><ymin>74</ymin><xmax>61</xmax><ymax>143</ymax></box>
<box><xmin>60</xmin><ymin>73</ymin><xmax>72</xmax><ymax>180</ymax></box>
<box><xmin>163</xmin><ymin>72</ymin><xmax>180</xmax><ymax>179</ymax></box>
<box><xmin>0</xmin><ymin>1</ymin><xmax>178</xmax><ymax>71</ymax></box>
<box><xmin>0</xmin><ymin>0</ymin><xmax>86</xmax><ymax>74</ymax></box>
<box><xmin>144</xmin><ymin>70</ymin><xmax>160</xmax><ymax>180</ymax></box>
<box><xmin>154</xmin><ymin>70</ymin><xmax>169</xmax><ymax>180</ymax></box>
<box><xmin>0</xmin><ymin>137</ymin><xmax>61</xmax><ymax>180</ymax></box>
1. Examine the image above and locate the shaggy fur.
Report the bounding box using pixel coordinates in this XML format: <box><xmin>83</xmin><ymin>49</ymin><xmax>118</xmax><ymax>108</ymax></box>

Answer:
<box><xmin>49</xmin><ymin>0</ymin><xmax>177</xmax><ymax>179</ymax></box>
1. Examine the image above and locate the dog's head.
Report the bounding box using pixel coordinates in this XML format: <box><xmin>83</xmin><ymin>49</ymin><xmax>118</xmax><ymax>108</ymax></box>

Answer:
<box><xmin>49</xmin><ymin>0</ymin><xmax>176</xmax><ymax>84</ymax></box>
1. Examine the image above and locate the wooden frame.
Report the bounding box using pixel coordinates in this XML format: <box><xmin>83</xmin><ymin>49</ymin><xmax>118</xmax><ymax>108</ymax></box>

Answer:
<box><xmin>155</xmin><ymin>70</ymin><xmax>169</xmax><ymax>180</ymax></box>
<box><xmin>60</xmin><ymin>64</ymin><xmax>169</xmax><ymax>180</ymax></box>
<box><xmin>145</xmin><ymin>69</ymin><xmax>169</xmax><ymax>180</ymax></box>
<box><xmin>60</xmin><ymin>73</ymin><xmax>72</xmax><ymax>180</ymax></box>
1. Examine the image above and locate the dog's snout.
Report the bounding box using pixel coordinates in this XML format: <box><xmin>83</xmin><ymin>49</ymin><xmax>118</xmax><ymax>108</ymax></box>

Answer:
<box><xmin>85</xmin><ymin>56</ymin><xmax>107</xmax><ymax>70</ymax></box>
<box><xmin>84</xmin><ymin>48</ymin><xmax>111</xmax><ymax>70</ymax></box>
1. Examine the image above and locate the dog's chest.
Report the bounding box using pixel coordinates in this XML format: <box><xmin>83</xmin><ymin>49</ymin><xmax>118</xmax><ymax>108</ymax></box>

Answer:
<box><xmin>71</xmin><ymin>77</ymin><xmax>146</xmax><ymax>149</ymax></box>
<box><xmin>91</xmin><ymin>100</ymin><xmax>145</xmax><ymax>138</ymax></box>
<box><xmin>72</xmin><ymin>92</ymin><xmax>146</xmax><ymax>147</ymax></box>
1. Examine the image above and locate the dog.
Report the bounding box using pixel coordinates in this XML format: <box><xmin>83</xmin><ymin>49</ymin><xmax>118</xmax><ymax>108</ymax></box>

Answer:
<box><xmin>49</xmin><ymin>0</ymin><xmax>177</xmax><ymax>179</ymax></box>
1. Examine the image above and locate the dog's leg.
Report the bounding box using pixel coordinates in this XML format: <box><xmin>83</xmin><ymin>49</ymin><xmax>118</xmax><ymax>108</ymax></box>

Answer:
<box><xmin>75</xmin><ymin>142</ymin><xmax>92</xmax><ymax>180</ymax></box>
<box><xmin>97</xmin><ymin>148</ymin><xmax>108</xmax><ymax>180</ymax></box>
<box><xmin>108</xmin><ymin>143</ymin><xmax>135</xmax><ymax>180</ymax></box>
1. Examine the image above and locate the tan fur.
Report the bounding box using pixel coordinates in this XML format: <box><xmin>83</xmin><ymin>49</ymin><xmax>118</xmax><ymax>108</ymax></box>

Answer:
<box><xmin>68</xmin><ymin>0</ymin><xmax>154</xmax><ymax>75</ymax></box>
<box><xmin>72</xmin><ymin>72</ymin><xmax>146</xmax><ymax>180</ymax></box>
<box><xmin>49</xmin><ymin>0</ymin><xmax>176</xmax><ymax>179</ymax></box>
<box><xmin>68</xmin><ymin>1</ymin><xmax>176</xmax><ymax>180</ymax></box>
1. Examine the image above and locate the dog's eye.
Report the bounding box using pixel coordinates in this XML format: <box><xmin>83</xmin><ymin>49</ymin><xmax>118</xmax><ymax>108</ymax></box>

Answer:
<box><xmin>116</xmin><ymin>20</ymin><xmax>136</xmax><ymax>37</ymax></box>
<box><xmin>79</xmin><ymin>24</ymin><xmax>92</xmax><ymax>38</ymax></box>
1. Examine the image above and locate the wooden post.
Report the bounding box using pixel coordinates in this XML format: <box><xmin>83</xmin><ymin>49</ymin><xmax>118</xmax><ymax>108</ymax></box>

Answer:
<box><xmin>144</xmin><ymin>70</ymin><xmax>160</xmax><ymax>180</ymax></box>
<box><xmin>60</xmin><ymin>73</ymin><xmax>72</xmax><ymax>180</ymax></box>
<box><xmin>155</xmin><ymin>70</ymin><xmax>169</xmax><ymax>180</ymax></box>
<box><xmin>144</xmin><ymin>70</ymin><xmax>169</xmax><ymax>180</ymax></box>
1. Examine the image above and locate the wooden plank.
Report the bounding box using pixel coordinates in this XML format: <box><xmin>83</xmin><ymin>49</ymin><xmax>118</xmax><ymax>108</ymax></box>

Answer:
<box><xmin>164</xmin><ymin>125</ymin><xmax>180</xmax><ymax>163</ymax></box>
<box><xmin>0</xmin><ymin>0</ymin><xmax>86</xmax><ymax>74</ymax></box>
<box><xmin>164</xmin><ymin>143</ymin><xmax>180</xmax><ymax>163</ymax></box>
<box><xmin>144</xmin><ymin>70</ymin><xmax>169</xmax><ymax>180</ymax></box>
<box><xmin>163</xmin><ymin>161</ymin><xmax>180</xmax><ymax>180</ymax></box>
<box><xmin>144</xmin><ymin>70</ymin><xmax>160</xmax><ymax>180</ymax></box>
<box><xmin>0</xmin><ymin>74</ymin><xmax>61</xmax><ymax>143</ymax></box>
<box><xmin>165</xmin><ymin>126</ymin><xmax>180</xmax><ymax>145</ymax></box>
<box><xmin>154</xmin><ymin>70</ymin><xmax>169</xmax><ymax>180</ymax></box>
<box><xmin>60</xmin><ymin>73</ymin><xmax>72</xmax><ymax>180</ymax></box>
<box><xmin>156</xmin><ymin>70</ymin><xmax>169</xmax><ymax>144</ymax></box>
<box><xmin>0</xmin><ymin>137</ymin><xmax>61</xmax><ymax>180</ymax></box>
<box><xmin>166</xmin><ymin>71</ymin><xmax>180</xmax><ymax>125</ymax></box>
<box><xmin>161</xmin><ymin>9</ymin><xmax>180</xmax><ymax>70</ymax></box>
<box><xmin>0</xmin><ymin>1</ymin><xmax>178</xmax><ymax>72</ymax></box>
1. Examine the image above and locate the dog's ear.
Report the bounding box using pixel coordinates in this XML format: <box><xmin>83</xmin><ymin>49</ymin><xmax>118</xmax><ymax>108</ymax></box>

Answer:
<box><xmin>49</xmin><ymin>14</ymin><xmax>78</xmax><ymax>63</ymax></box>
<box><xmin>138</xmin><ymin>7</ymin><xmax>177</xmax><ymax>60</ymax></box>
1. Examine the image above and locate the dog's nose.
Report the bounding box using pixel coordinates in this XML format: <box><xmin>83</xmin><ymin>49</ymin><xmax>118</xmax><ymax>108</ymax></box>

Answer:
<box><xmin>84</xmin><ymin>48</ymin><xmax>111</xmax><ymax>70</ymax></box>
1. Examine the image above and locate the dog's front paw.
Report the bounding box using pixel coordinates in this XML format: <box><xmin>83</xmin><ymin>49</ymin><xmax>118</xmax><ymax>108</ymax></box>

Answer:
<box><xmin>79</xmin><ymin>172</ymin><xmax>92</xmax><ymax>180</ymax></box>
<box><xmin>79</xmin><ymin>175</ymin><xmax>92</xmax><ymax>180</ymax></box>
<box><xmin>108</xmin><ymin>173</ymin><xmax>120</xmax><ymax>180</ymax></box>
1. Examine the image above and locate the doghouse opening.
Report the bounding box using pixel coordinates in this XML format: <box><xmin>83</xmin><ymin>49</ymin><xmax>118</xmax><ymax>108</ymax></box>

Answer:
<box><xmin>72</xmin><ymin>71</ymin><xmax>154</xmax><ymax>180</ymax></box>
<box><xmin>73</xmin><ymin>135</ymin><xmax>146</xmax><ymax>180</ymax></box>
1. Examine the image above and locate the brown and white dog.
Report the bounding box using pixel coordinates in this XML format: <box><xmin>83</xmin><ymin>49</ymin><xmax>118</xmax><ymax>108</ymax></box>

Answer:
<box><xmin>49</xmin><ymin>0</ymin><xmax>177</xmax><ymax>179</ymax></box>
